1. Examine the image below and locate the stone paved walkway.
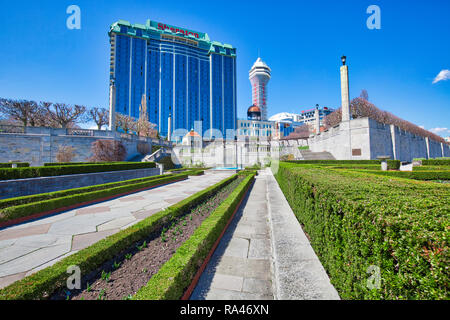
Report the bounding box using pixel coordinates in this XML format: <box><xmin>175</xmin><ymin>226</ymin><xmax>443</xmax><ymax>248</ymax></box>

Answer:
<box><xmin>191</xmin><ymin>172</ymin><xmax>275</xmax><ymax>299</ymax></box>
<box><xmin>0</xmin><ymin>171</ymin><xmax>233</xmax><ymax>289</ymax></box>
<box><xmin>190</xmin><ymin>168</ymin><xmax>340</xmax><ymax>300</ymax></box>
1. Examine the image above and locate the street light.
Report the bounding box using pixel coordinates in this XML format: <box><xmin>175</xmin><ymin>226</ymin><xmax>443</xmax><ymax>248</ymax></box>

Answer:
<box><xmin>234</xmin><ymin>135</ymin><xmax>238</xmax><ymax>168</ymax></box>
<box><xmin>341</xmin><ymin>55</ymin><xmax>346</xmax><ymax>66</ymax></box>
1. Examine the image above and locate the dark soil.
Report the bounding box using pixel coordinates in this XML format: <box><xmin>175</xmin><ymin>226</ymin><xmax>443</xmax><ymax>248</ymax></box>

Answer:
<box><xmin>51</xmin><ymin>176</ymin><xmax>244</xmax><ymax>300</ymax></box>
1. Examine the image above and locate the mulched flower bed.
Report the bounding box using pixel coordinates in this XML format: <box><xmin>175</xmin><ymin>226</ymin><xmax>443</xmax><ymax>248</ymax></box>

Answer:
<box><xmin>51</xmin><ymin>176</ymin><xmax>244</xmax><ymax>300</ymax></box>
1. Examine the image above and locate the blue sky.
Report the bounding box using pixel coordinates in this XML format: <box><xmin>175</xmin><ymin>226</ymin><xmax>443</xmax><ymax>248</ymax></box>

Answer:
<box><xmin>0</xmin><ymin>0</ymin><xmax>449</xmax><ymax>136</ymax></box>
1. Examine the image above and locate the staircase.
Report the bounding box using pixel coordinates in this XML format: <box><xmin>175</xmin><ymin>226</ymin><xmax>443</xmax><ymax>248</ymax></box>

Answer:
<box><xmin>299</xmin><ymin>149</ymin><xmax>335</xmax><ymax>160</ymax></box>
<box><xmin>142</xmin><ymin>147</ymin><xmax>171</xmax><ymax>163</ymax></box>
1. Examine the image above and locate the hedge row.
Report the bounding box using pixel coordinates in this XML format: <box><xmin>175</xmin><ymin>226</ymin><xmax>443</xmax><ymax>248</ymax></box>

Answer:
<box><xmin>0</xmin><ymin>172</ymin><xmax>175</xmax><ymax>210</ymax></box>
<box><xmin>0</xmin><ymin>163</ymin><xmax>29</xmax><ymax>168</ymax></box>
<box><xmin>413</xmin><ymin>165</ymin><xmax>450</xmax><ymax>171</ymax></box>
<box><xmin>157</xmin><ymin>156</ymin><xmax>176</xmax><ymax>170</ymax></box>
<box><xmin>274</xmin><ymin>162</ymin><xmax>449</xmax><ymax>299</ymax></box>
<box><xmin>43</xmin><ymin>162</ymin><xmax>128</xmax><ymax>166</ymax></box>
<box><xmin>361</xmin><ymin>170</ymin><xmax>450</xmax><ymax>181</ymax></box>
<box><xmin>421</xmin><ymin>159</ymin><xmax>450</xmax><ymax>166</ymax></box>
<box><xmin>285</xmin><ymin>160</ymin><xmax>401</xmax><ymax>170</ymax></box>
<box><xmin>133</xmin><ymin>173</ymin><xmax>255</xmax><ymax>300</ymax></box>
<box><xmin>0</xmin><ymin>173</ymin><xmax>191</xmax><ymax>224</ymax></box>
<box><xmin>0</xmin><ymin>162</ymin><xmax>156</xmax><ymax>181</ymax></box>
<box><xmin>286</xmin><ymin>160</ymin><xmax>381</xmax><ymax>165</ymax></box>
<box><xmin>0</xmin><ymin>173</ymin><xmax>238</xmax><ymax>300</ymax></box>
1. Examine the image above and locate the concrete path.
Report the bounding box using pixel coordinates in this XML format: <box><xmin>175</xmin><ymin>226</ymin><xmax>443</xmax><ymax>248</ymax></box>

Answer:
<box><xmin>191</xmin><ymin>168</ymin><xmax>340</xmax><ymax>300</ymax></box>
<box><xmin>191</xmin><ymin>172</ymin><xmax>274</xmax><ymax>300</ymax></box>
<box><xmin>0</xmin><ymin>171</ymin><xmax>233</xmax><ymax>289</ymax></box>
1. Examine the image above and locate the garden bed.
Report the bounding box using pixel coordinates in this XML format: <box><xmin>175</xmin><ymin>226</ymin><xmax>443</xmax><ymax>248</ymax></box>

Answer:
<box><xmin>0</xmin><ymin>173</ymin><xmax>245</xmax><ymax>300</ymax></box>
<box><xmin>52</xmin><ymin>176</ymin><xmax>245</xmax><ymax>300</ymax></box>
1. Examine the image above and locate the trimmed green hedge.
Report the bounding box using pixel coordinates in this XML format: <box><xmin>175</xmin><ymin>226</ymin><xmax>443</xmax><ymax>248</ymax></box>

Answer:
<box><xmin>274</xmin><ymin>162</ymin><xmax>449</xmax><ymax>300</ymax></box>
<box><xmin>361</xmin><ymin>170</ymin><xmax>450</xmax><ymax>181</ymax></box>
<box><xmin>0</xmin><ymin>162</ymin><xmax>156</xmax><ymax>181</ymax></box>
<box><xmin>286</xmin><ymin>160</ymin><xmax>381</xmax><ymax>165</ymax></box>
<box><xmin>43</xmin><ymin>162</ymin><xmax>128</xmax><ymax>166</ymax></box>
<box><xmin>0</xmin><ymin>173</ymin><xmax>237</xmax><ymax>300</ymax></box>
<box><xmin>285</xmin><ymin>160</ymin><xmax>401</xmax><ymax>170</ymax></box>
<box><xmin>413</xmin><ymin>165</ymin><xmax>450</xmax><ymax>171</ymax></box>
<box><xmin>0</xmin><ymin>173</ymin><xmax>189</xmax><ymax>224</ymax></box>
<box><xmin>387</xmin><ymin>160</ymin><xmax>401</xmax><ymax>170</ymax></box>
<box><xmin>421</xmin><ymin>159</ymin><xmax>450</xmax><ymax>166</ymax></box>
<box><xmin>158</xmin><ymin>155</ymin><xmax>175</xmax><ymax>170</ymax></box>
<box><xmin>133</xmin><ymin>173</ymin><xmax>255</xmax><ymax>300</ymax></box>
<box><xmin>0</xmin><ymin>163</ymin><xmax>29</xmax><ymax>168</ymax></box>
<box><xmin>0</xmin><ymin>172</ymin><xmax>177</xmax><ymax>210</ymax></box>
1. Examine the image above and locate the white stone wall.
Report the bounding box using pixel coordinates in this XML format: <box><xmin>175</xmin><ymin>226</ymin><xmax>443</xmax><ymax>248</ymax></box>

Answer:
<box><xmin>0</xmin><ymin>128</ymin><xmax>167</xmax><ymax>166</ymax></box>
<box><xmin>307</xmin><ymin>117</ymin><xmax>450</xmax><ymax>161</ymax></box>
<box><xmin>309</xmin><ymin>118</ymin><xmax>372</xmax><ymax>160</ymax></box>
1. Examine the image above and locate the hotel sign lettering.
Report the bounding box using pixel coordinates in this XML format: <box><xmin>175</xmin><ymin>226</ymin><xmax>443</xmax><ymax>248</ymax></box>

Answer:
<box><xmin>156</xmin><ymin>22</ymin><xmax>200</xmax><ymax>39</ymax></box>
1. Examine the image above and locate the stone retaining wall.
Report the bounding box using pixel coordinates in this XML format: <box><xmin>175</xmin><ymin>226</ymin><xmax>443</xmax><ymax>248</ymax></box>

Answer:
<box><xmin>0</xmin><ymin>126</ymin><xmax>172</xmax><ymax>167</ymax></box>
<box><xmin>0</xmin><ymin>167</ymin><xmax>161</xmax><ymax>199</ymax></box>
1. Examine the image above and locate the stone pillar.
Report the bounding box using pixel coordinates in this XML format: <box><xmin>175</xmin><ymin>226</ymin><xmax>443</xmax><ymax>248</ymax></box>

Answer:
<box><xmin>167</xmin><ymin>114</ymin><xmax>172</xmax><ymax>142</ymax></box>
<box><xmin>340</xmin><ymin>63</ymin><xmax>351</xmax><ymax>122</ymax></box>
<box><xmin>390</xmin><ymin>124</ymin><xmax>397</xmax><ymax>160</ymax></box>
<box><xmin>108</xmin><ymin>82</ymin><xmax>116</xmax><ymax>131</ymax></box>
<box><xmin>314</xmin><ymin>105</ymin><xmax>320</xmax><ymax>134</ymax></box>
<box><xmin>425</xmin><ymin>137</ymin><xmax>430</xmax><ymax>159</ymax></box>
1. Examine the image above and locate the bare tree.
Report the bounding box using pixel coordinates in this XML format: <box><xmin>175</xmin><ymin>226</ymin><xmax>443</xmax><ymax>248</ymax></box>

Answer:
<box><xmin>46</xmin><ymin>103</ymin><xmax>87</xmax><ymax>128</ymax></box>
<box><xmin>115</xmin><ymin>113</ymin><xmax>136</xmax><ymax>134</ymax></box>
<box><xmin>90</xmin><ymin>140</ymin><xmax>126</xmax><ymax>162</ymax></box>
<box><xmin>135</xmin><ymin>95</ymin><xmax>158</xmax><ymax>137</ymax></box>
<box><xmin>285</xmin><ymin>124</ymin><xmax>311</xmax><ymax>139</ymax></box>
<box><xmin>30</xmin><ymin>101</ymin><xmax>54</xmax><ymax>127</ymax></box>
<box><xmin>0</xmin><ymin>98</ymin><xmax>40</xmax><ymax>127</ymax></box>
<box><xmin>324</xmin><ymin>108</ymin><xmax>342</xmax><ymax>128</ymax></box>
<box><xmin>56</xmin><ymin>145</ymin><xmax>76</xmax><ymax>163</ymax></box>
<box><xmin>88</xmin><ymin>107</ymin><xmax>109</xmax><ymax>130</ymax></box>
<box><xmin>360</xmin><ymin>89</ymin><xmax>369</xmax><ymax>101</ymax></box>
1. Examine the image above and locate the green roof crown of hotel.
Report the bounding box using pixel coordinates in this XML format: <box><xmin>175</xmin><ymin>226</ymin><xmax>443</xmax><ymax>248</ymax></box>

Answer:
<box><xmin>109</xmin><ymin>19</ymin><xmax>236</xmax><ymax>56</ymax></box>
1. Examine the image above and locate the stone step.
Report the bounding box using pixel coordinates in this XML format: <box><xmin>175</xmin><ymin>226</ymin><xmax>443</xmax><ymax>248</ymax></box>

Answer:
<box><xmin>299</xmin><ymin>150</ymin><xmax>335</xmax><ymax>160</ymax></box>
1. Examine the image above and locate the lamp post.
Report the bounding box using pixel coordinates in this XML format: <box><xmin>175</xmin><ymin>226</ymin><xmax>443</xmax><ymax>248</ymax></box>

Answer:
<box><xmin>223</xmin><ymin>138</ymin><xmax>226</xmax><ymax>167</ymax></box>
<box><xmin>256</xmin><ymin>135</ymin><xmax>260</xmax><ymax>166</ymax></box>
<box><xmin>234</xmin><ymin>135</ymin><xmax>238</xmax><ymax>168</ymax></box>
<box><xmin>315</xmin><ymin>104</ymin><xmax>320</xmax><ymax>134</ymax></box>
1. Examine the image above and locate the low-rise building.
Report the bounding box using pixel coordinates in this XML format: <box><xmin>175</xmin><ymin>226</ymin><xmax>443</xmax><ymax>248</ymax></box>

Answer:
<box><xmin>237</xmin><ymin>105</ymin><xmax>274</xmax><ymax>139</ymax></box>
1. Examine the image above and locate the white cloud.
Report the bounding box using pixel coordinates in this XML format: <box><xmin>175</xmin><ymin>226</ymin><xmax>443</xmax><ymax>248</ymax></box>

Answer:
<box><xmin>432</xmin><ymin>69</ymin><xmax>450</xmax><ymax>84</ymax></box>
<box><xmin>429</xmin><ymin>127</ymin><xmax>450</xmax><ymax>135</ymax></box>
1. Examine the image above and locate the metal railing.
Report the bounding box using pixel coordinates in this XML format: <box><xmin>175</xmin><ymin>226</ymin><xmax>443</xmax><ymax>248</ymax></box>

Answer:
<box><xmin>0</xmin><ymin>124</ymin><xmax>25</xmax><ymax>134</ymax></box>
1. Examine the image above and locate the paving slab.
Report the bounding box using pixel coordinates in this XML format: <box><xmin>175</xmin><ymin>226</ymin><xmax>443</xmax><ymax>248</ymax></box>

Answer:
<box><xmin>71</xmin><ymin>229</ymin><xmax>119</xmax><ymax>251</ymax></box>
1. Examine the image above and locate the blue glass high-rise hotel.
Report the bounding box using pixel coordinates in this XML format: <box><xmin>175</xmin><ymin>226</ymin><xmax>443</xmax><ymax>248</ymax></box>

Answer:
<box><xmin>108</xmin><ymin>19</ymin><xmax>237</xmax><ymax>138</ymax></box>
